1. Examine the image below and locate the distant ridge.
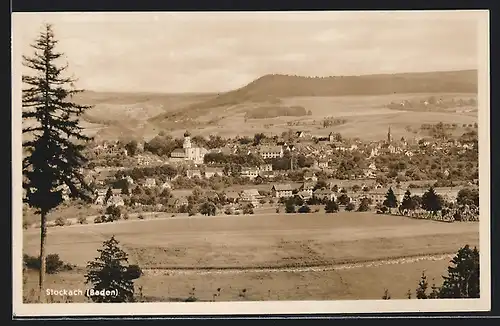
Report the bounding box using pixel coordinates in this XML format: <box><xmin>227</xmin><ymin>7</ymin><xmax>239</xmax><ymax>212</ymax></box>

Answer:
<box><xmin>177</xmin><ymin>69</ymin><xmax>477</xmax><ymax>113</ymax></box>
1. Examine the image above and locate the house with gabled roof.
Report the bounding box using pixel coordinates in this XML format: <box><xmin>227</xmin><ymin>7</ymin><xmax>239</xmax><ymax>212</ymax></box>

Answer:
<box><xmin>240</xmin><ymin>189</ymin><xmax>262</xmax><ymax>206</ymax></box>
<box><xmin>313</xmin><ymin>188</ymin><xmax>335</xmax><ymax>202</ymax></box>
<box><xmin>271</xmin><ymin>184</ymin><xmax>293</xmax><ymax>198</ymax></box>
<box><xmin>299</xmin><ymin>181</ymin><xmax>316</xmax><ymax>197</ymax></box>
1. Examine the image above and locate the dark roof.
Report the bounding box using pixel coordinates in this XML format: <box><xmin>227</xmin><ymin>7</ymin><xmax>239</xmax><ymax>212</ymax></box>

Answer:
<box><xmin>272</xmin><ymin>184</ymin><xmax>293</xmax><ymax>191</ymax></box>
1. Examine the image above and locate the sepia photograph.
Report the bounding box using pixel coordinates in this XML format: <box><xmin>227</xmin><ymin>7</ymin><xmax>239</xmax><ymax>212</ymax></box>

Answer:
<box><xmin>12</xmin><ymin>10</ymin><xmax>490</xmax><ymax>316</ymax></box>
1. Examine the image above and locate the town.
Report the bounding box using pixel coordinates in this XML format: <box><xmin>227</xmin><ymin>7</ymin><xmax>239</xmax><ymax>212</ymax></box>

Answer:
<box><xmin>24</xmin><ymin>120</ymin><xmax>479</xmax><ymax>228</ymax></box>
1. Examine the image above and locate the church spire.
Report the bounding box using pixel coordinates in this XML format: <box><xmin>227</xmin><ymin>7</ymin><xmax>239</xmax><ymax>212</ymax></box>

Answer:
<box><xmin>387</xmin><ymin>126</ymin><xmax>392</xmax><ymax>143</ymax></box>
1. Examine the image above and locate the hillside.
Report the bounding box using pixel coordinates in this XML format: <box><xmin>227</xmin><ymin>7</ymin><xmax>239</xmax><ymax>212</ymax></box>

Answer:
<box><xmin>177</xmin><ymin>69</ymin><xmax>477</xmax><ymax>113</ymax></box>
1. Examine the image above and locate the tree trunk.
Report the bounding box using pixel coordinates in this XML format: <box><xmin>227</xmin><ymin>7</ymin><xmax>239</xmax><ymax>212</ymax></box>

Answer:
<box><xmin>38</xmin><ymin>211</ymin><xmax>47</xmax><ymax>303</ymax></box>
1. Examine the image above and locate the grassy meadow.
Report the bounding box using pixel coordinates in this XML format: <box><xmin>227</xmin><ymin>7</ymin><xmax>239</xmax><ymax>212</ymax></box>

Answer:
<box><xmin>22</xmin><ymin>212</ymin><xmax>479</xmax><ymax>302</ymax></box>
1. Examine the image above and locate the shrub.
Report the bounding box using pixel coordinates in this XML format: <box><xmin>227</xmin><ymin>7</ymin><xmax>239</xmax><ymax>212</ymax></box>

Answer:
<box><xmin>94</xmin><ymin>215</ymin><xmax>105</xmax><ymax>224</ymax></box>
<box><xmin>23</xmin><ymin>220</ymin><xmax>29</xmax><ymax>230</ymax></box>
<box><xmin>242</xmin><ymin>204</ymin><xmax>254</xmax><ymax>215</ymax></box>
<box><xmin>126</xmin><ymin>264</ymin><xmax>143</xmax><ymax>280</ymax></box>
<box><xmin>105</xmin><ymin>205</ymin><xmax>122</xmax><ymax>221</ymax></box>
<box><xmin>77</xmin><ymin>216</ymin><xmax>88</xmax><ymax>224</ymax></box>
<box><xmin>123</xmin><ymin>213</ymin><xmax>129</xmax><ymax>220</ymax></box>
<box><xmin>23</xmin><ymin>253</ymin><xmax>67</xmax><ymax>274</ymax></box>
<box><xmin>314</xmin><ymin>208</ymin><xmax>320</xmax><ymax>213</ymax></box>
<box><xmin>298</xmin><ymin>205</ymin><xmax>311</xmax><ymax>213</ymax></box>
<box><xmin>325</xmin><ymin>200</ymin><xmax>339</xmax><ymax>213</ymax></box>
<box><xmin>345</xmin><ymin>202</ymin><xmax>356</xmax><ymax>212</ymax></box>
<box><xmin>137</xmin><ymin>214</ymin><xmax>145</xmax><ymax>220</ymax></box>
<box><xmin>54</xmin><ymin>217</ymin><xmax>66</xmax><ymax>227</ymax></box>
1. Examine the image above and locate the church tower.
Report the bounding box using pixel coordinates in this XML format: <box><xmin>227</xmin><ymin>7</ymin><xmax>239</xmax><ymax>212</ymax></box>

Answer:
<box><xmin>183</xmin><ymin>131</ymin><xmax>192</xmax><ymax>149</ymax></box>
<box><xmin>387</xmin><ymin>126</ymin><xmax>392</xmax><ymax>144</ymax></box>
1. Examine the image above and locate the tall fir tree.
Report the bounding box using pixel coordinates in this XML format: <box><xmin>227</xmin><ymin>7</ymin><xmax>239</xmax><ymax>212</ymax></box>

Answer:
<box><xmin>22</xmin><ymin>23</ymin><xmax>93</xmax><ymax>301</ymax></box>
<box><xmin>383</xmin><ymin>187</ymin><xmax>398</xmax><ymax>212</ymax></box>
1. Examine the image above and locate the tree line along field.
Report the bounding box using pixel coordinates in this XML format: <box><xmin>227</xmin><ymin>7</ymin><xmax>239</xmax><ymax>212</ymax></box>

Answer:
<box><xmin>23</xmin><ymin>212</ymin><xmax>478</xmax><ymax>301</ymax></box>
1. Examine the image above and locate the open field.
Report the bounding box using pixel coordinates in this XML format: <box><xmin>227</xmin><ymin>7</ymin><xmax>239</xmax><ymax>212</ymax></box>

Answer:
<box><xmin>22</xmin><ymin>212</ymin><xmax>478</xmax><ymax>301</ymax></box>
<box><xmin>22</xmin><ymin>212</ymin><xmax>480</xmax><ymax>269</ymax></box>
<box><xmin>23</xmin><ymin>255</ymin><xmax>457</xmax><ymax>302</ymax></box>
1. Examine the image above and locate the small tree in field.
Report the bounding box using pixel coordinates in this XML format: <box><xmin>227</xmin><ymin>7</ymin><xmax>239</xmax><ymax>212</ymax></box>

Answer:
<box><xmin>337</xmin><ymin>193</ymin><xmax>350</xmax><ymax>206</ymax></box>
<box><xmin>85</xmin><ymin>236</ymin><xmax>140</xmax><ymax>302</ymax></box>
<box><xmin>345</xmin><ymin>202</ymin><xmax>355</xmax><ymax>212</ymax></box>
<box><xmin>357</xmin><ymin>197</ymin><xmax>371</xmax><ymax>212</ymax></box>
<box><xmin>383</xmin><ymin>187</ymin><xmax>398</xmax><ymax>213</ymax></box>
<box><xmin>416</xmin><ymin>272</ymin><xmax>429</xmax><ymax>299</ymax></box>
<box><xmin>400</xmin><ymin>189</ymin><xmax>417</xmax><ymax>212</ymax></box>
<box><xmin>22</xmin><ymin>23</ymin><xmax>93</xmax><ymax>301</ymax></box>
<box><xmin>285</xmin><ymin>198</ymin><xmax>296</xmax><ymax>213</ymax></box>
<box><xmin>422</xmin><ymin>187</ymin><xmax>443</xmax><ymax>215</ymax></box>
<box><xmin>324</xmin><ymin>199</ymin><xmax>339</xmax><ymax>213</ymax></box>
<box><xmin>200</xmin><ymin>201</ymin><xmax>217</xmax><ymax>216</ymax></box>
<box><xmin>242</xmin><ymin>203</ymin><xmax>254</xmax><ymax>215</ymax></box>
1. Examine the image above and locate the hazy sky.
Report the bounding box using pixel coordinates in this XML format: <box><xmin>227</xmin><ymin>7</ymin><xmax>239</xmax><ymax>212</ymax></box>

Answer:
<box><xmin>13</xmin><ymin>11</ymin><xmax>481</xmax><ymax>93</ymax></box>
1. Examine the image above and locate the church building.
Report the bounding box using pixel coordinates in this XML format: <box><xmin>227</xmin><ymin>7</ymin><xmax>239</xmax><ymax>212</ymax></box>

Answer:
<box><xmin>169</xmin><ymin>131</ymin><xmax>208</xmax><ymax>165</ymax></box>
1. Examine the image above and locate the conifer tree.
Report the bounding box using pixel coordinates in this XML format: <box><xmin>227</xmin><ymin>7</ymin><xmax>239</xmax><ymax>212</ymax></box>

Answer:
<box><xmin>416</xmin><ymin>271</ymin><xmax>429</xmax><ymax>299</ymax></box>
<box><xmin>105</xmin><ymin>186</ymin><xmax>113</xmax><ymax>204</ymax></box>
<box><xmin>383</xmin><ymin>187</ymin><xmax>398</xmax><ymax>212</ymax></box>
<box><xmin>439</xmin><ymin>245</ymin><xmax>480</xmax><ymax>298</ymax></box>
<box><xmin>421</xmin><ymin>187</ymin><xmax>443</xmax><ymax>215</ymax></box>
<box><xmin>22</xmin><ymin>23</ymin><xmax>93</xmax><ymax>301</ymax></box>
<box><xmin>400</xmin><ymin>189</ymin><xmax>417</xmax><ymax>211</ymax></box>
<box><xmin>85</xmin><ymin>236</ymin><xmax>140</xmax><ymax>302</ymax></box>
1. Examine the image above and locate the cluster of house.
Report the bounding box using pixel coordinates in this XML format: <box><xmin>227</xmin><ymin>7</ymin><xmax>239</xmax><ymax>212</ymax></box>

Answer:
<box><xmin>269</xmin><ymin>182</ymin><xmax>461</xmax><ymax>206</ymax></box>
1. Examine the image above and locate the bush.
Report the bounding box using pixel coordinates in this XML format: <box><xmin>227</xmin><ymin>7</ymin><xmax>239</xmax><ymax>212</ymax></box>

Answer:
<box><xmin>242</xmin><ymin>204</ymin><xmax>254</xmax><ymax>215</ymax></box>
<box><xmin>126</xmin><ymin>264</ymin><xmax>143</xmax><ymax>280</ymax></box>
<box><xmin>298</xmin><ymin>205</ymin><xmax>311</xmax><ymax>213</ymax></box>
<box><xmin>325</xmin><ymin>200</ymin><xmax>339</xmax><ymax>213</ymax></box>
<box><xmin>123</xmin><ymin>213</ymin><xmax>129</xmax><ymax>220</ymax></box>
<box><xmin>77</xmin><ymin>216</ymin><xmax>88</xmax><ymax>224</ymax></box>
<box><xmin>345</xmin><ymin>202</ymin><xmax>356</xmax><ymax>212</ymax></box>
<box><xmin>137</xmin><ymin>214</ymin><xmax>145</xmax><ymax>220</ymax></box>
<box><xmin>54</xmin><ymin>217</ymin><xmax>66</xmax><ymax>227</ymax></box>
<box><xmin>94</xmin><ymin>215</ymin><xmax>105</xmax><ymax>224</ymax></box>
<box><xmin>105</xmin><ymin>205</ymin><xmax>122</xmax><ymax>221</ymax></box>
<box><xmin>23</xmin><ymin>253</ymin><xmax>68</xmax><ymax>274</ymax></box>
<box><xmin>23</xmin><ymin>220</ymin><xmax>29</xmax><ymax>229</ymax></box>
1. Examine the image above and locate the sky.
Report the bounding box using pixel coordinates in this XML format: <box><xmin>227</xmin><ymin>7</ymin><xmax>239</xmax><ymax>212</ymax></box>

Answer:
<box><xmin>12</xmin><ymin>11</ymin><xmax>482</xmax><ymax>94</ymax></box>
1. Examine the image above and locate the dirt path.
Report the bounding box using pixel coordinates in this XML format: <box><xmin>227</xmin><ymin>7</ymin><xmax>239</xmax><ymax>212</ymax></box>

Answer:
<box><xmin>142</xmin><ymin>252</ymin><xmax>455</xmax><ymax>276</ymax></box>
